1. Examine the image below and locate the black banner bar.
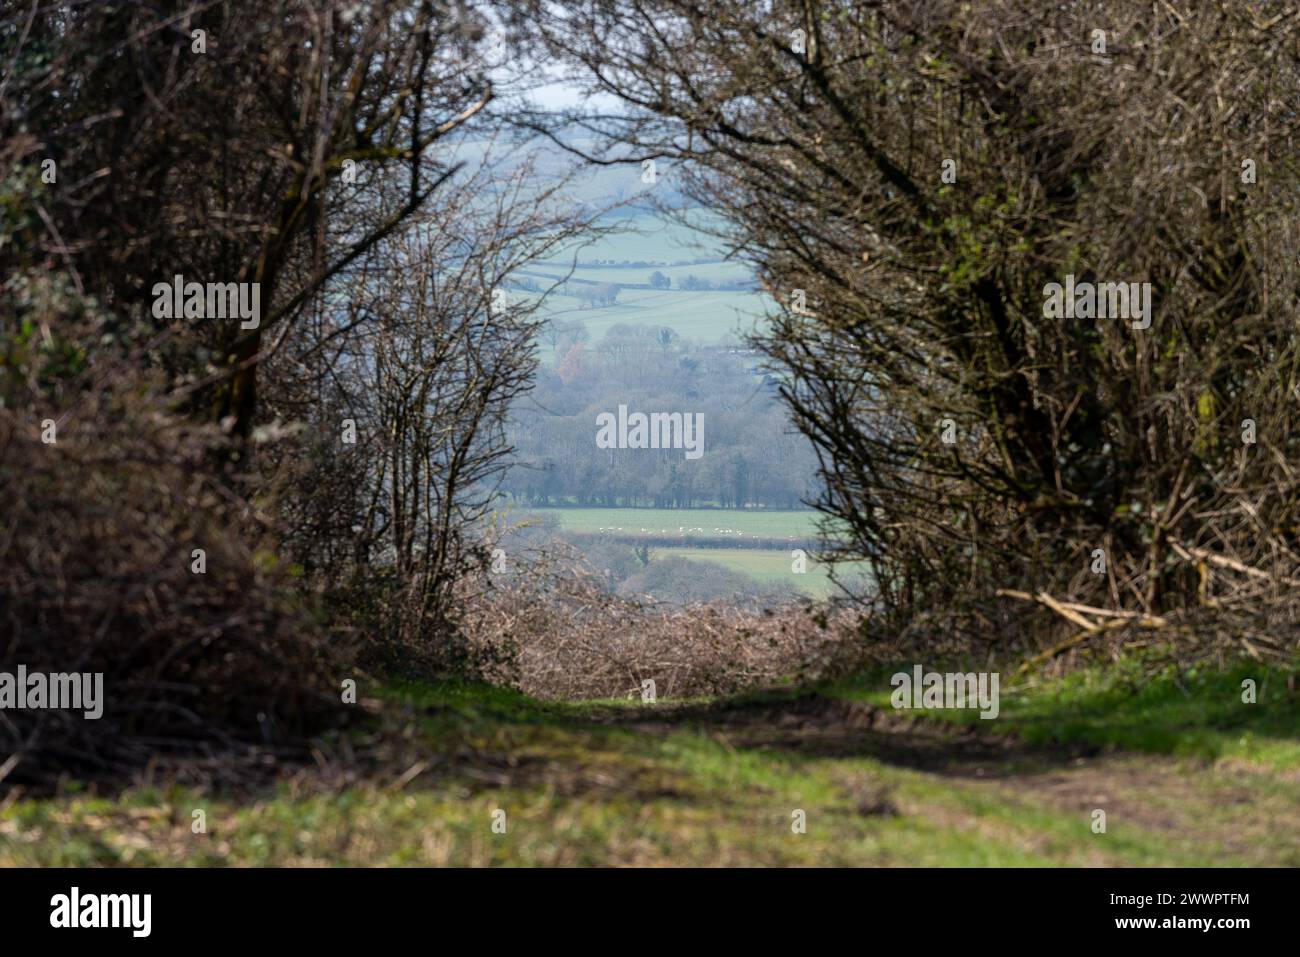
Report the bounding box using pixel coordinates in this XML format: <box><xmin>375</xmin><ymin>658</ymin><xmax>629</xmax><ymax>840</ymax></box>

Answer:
<box><xmin>0</xmin><ymin>867</ymin><xmax>1282</xmax><ymax>944</ymax></box>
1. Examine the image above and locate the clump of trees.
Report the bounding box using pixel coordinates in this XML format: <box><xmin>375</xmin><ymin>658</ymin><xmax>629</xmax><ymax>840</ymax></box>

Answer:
<box><xmin>542</xmin><ymin>319</ymin><xmax>591</xmax><ymax>352</ymax></box>
<box><xmin>579</xmin><ymin>281</ymin><xmax>621</xmax><ymax>308</ymax></box>
<box><xmin>0</xmin><ymin>0</ymin><xmax>591</xmax><ymax>785</ymax></box>
<box><xmin>502</xmin><ymin>325</ymin><xmax>818</xmax><ymax>508</ymax></box>
<box><xmin>532</xmin><ymin>0</ymin><xmax>1300</xmax><ymax>655</ymax></box>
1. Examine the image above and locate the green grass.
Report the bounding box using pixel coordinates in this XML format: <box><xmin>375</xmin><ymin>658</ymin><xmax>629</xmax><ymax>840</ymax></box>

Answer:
<box><xmin>517</xmin><ymin>506</ymin><xmax>822</xmax><ymax>541</ymax></box>
<box><xmin>515</xmin><ymin>507</ymin><xmax>864</xmax><ymax>596</ymax></box>
<box><xmin>652</xmin><ymin>546</ymin><xmax>844</xmax><ymax>596</ymax></box>
<box><xmin>5</xmin><ymin>658</ymin><xmax>1298</xmax><ymax>866</ymax></box>
<box><xmin>829</xmin><ymin>657</ymin><xmax>1300</xmax><ymax>771</ymax></box>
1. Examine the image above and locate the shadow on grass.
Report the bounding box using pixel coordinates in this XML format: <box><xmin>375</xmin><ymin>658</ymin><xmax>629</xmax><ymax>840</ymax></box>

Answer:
<box><xmin>380</xmin><ymin>678</ymin><xmax>1092</xmax><ymax>781</ymax></box>
<box><xmin>826</xmin><ymin>657</ymin><xmax>1300</xmax><ymax>771</ymax></box>
<box><xmin>161</xmin><ymin>655</ymin><xmax>1295</xmax><ymax>809</ymax></box>
<box><xmin>588</xmin><ymin>690</ymin><xmax>1100</xmax><ymax>778</ymax></box>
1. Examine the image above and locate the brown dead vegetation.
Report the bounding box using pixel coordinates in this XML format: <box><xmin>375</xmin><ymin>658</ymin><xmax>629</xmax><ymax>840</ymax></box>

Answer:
<box><xmin>457</xmin><ymin>552</ymin><xmax>867</xmax><ymax>700</ymax></box>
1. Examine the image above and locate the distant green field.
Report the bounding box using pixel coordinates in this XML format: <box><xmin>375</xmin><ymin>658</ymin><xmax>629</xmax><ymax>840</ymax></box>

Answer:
<box><xmin>651</xmin><ymin>546</ymin><xmax>842</xmax><ymax>596</ymax></box>
<box><xmin>518</xmin><ymin>507</ymin><xmax>821</xmax><ymax>541</ymax></box>
<box><xmin>537</xmin><ymin>286</ymin><xmax>766</xmax><ymax>348</ymax></box>
<box><xmin>545</xmin><ymin>209</ymin><xmax>740</xmax><ymax>264</ymax></box>
<box><xmin>515</xmin><ymin>209</ymin><xmax>770</xmax><ymax>355</ymax></box>
<box><xmin>512</xmin><ymin>508</ymin><xmax>864</xmax><ymax>597</ymax></box>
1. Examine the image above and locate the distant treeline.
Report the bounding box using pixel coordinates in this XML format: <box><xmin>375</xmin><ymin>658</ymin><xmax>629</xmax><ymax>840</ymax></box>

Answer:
<box><xmin>502</xmin><ymin>325</ymin><xmax>819</xmax><ymax>508</ymax></box>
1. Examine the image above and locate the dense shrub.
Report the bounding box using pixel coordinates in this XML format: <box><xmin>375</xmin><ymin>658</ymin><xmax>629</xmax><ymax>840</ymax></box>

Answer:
<box><xmin>0</xmin><ymin>280</ymin><xmax>350</xmax><ymax>789</ymax></box>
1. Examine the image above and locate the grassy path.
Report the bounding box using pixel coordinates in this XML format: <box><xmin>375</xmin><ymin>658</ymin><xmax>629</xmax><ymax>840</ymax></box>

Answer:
<box><xmin>4</xmin><ymin>663</ymin><xmax>1297</xmax><ymax>866</ymax></box>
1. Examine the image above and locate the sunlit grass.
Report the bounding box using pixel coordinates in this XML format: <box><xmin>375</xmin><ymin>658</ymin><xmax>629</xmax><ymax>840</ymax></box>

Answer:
<box><xmin>830</xmin><ymin>655</ymin><xmax>1300</xmax><ymax>770</ymax></box>
<box><xmin>4</xmin><ymin>658</ymin><xmax>1298</xmax><ymax>867</ymax></box>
